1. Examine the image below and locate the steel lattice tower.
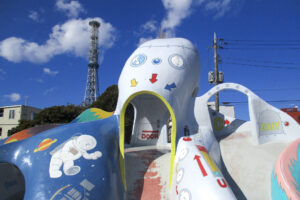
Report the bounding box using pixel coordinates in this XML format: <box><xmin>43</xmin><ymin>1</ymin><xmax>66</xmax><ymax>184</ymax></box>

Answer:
<box><xmin>83</xmin><ymin>20</ymin><xmax>100</xmax><ymax>106</ymax></box>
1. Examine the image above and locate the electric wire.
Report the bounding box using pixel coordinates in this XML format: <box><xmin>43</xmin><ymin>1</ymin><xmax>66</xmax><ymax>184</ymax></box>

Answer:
<box><xmin>222</xmin><ymin>62</ymin><xmax>300</xmax><ymax>70</ymax></box>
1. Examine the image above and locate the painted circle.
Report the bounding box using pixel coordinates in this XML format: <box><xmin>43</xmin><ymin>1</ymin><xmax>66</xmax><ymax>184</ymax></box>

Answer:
<box><xmin>130</xmin><ymin>54</ymin><xmax>147</xmax><ymax>67</ymax></box>
<box><xmin>284</xmin><ymin>121</ymin><xmax>289</xmax><ymax>126</ymax></box>
<box><xmin>177</xmin><ymin>168</ymin><xmax>184</xmax><ymax>183</ymax></box>
<box><xmin>168</xmin><ymin>54</ymin><xmax>185</xmax><ymax>69</ymax></box>
<box><xmin>183</xmin><ymin>137</ymin><xmax>192</xmax><ymax>142</ymax></box>
<box><xmin>214</xmin><ymin>117</ymin><xmax>224</xmax><ymax>131</ymax></box>
<box><xmin>152</xmin><ymin>58</ymin><xmax>162</xmax><ymax>65</ymax></box>
<box><xmin>179</xmin><ymin>189</ymin><xmax>192</xmax><ymax>200</ymax></box>
<box><xmin>178</xmin><ymin>148</ymin><xmax>189</xmax><ymax>160</ymax></box>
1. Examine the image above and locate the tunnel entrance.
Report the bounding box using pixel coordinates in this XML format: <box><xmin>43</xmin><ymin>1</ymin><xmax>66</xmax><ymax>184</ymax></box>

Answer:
<box><xmin>125</xmin><ymin>93</ymin><xmax>172</xmax><ymax>147</ymax></box>
<box><xmin>0</xmin><ymin>163</ymin><xmax>25</xmax><ymax>200</ymax></box>
<box><xmin>119</xmin><ymin>91</ymin><xmax>177</xmax><ymax>199</ymax></box>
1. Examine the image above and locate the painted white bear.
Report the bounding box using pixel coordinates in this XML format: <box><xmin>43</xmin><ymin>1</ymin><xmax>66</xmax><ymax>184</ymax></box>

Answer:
<box><xmin>49</xmin><ymin>134</ymin><xmax>102</xmax><ymax>178</ymax></box>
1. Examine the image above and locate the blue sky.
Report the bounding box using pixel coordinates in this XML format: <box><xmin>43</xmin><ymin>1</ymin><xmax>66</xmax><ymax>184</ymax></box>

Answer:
<box><xmin>0</xmin><ymin>0</ymin><xmax>299</xmax><ymax>120</ymax></box>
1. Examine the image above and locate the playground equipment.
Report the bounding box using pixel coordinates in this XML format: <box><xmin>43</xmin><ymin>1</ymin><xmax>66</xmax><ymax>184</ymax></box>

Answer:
<box><xmin>0</xmin><ymin>38</ymin><xmax>300</xmax><ymax>200</ymax></box>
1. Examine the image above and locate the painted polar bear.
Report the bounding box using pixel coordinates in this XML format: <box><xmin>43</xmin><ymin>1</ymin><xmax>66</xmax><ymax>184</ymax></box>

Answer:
<box><xmin>49</xmin><ymin>134</ymin><xmax>102</xmax><ymax>178</ymax></box>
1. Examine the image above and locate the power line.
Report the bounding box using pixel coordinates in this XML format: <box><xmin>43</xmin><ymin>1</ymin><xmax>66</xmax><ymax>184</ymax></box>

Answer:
<box><xmin>222</xmin><ymin>62</ymin><xmax>300</xmax><ymax>70</ymax></box>
<box><xmin>222</xmin><ymin>99</ymin><xmax>300</xmax><ymax>105</ymax></box>
<box><xmin>223</xmin><ymin>39</ymin><xmax>300</xmax><ymax>43</ymax></box>
<box><xmin>222</xmin><ymin>87</ymin><xmax>300</xmax><ymax>92</ymax></box>
<box><xmin>221</xmin><ymin>56</ymin><xmax>300</xmax><ymax>65</ymax></box>
<box><xmin>223</xmin><ymin>47</ymin><xmax>300</xmax><ymax>50</ymax></box>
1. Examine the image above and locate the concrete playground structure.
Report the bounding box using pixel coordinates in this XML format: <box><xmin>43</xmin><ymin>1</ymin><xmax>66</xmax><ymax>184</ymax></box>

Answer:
<box><xmin>0</xmin><ymin>38</ymin><xmax>300</xmax><ymax>200</ymax></box>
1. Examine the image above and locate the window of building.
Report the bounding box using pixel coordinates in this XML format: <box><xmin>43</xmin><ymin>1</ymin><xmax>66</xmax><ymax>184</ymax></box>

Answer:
<box><xmin>0</xmin><ymin>108</ymin><xmax>3</xmax><ymax>117</ymax></box>
<box><xmin>30</xmin><ymin>112</ymin><xmax>35</xmax><ymax>120</ymax></box>
<box><xmin>0</xmin><ymin>128</ymin><xmax>2</xmax><ymax>137</ymax></box>
<box><xmin>9</xmin><ymin>110</ymin><xmax>15</xmax><ymax>119</ymax></box>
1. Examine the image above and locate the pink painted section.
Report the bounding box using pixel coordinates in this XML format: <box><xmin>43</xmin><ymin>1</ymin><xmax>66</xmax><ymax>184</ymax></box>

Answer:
<box><xmin>274</xmin><ymin>138</ymin><xmax>300</xmax><ymax>199</ymax></box>
<box><xmin>126</xmin><ymin>150</ymin><xmax>168</xmax><ymax>200</ymax></box>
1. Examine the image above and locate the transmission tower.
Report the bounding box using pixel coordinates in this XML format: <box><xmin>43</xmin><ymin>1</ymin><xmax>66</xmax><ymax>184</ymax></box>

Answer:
<box><xmin>83</xmin><ymin>20</ymin><xmax>100</xmax><ymax>106</ymax></box>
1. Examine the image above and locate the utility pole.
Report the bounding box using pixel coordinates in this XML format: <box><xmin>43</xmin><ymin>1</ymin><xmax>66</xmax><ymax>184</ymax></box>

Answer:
<box><xmin>213</xmin><ymin>32</ymin><xmax>220</xmax><ymax>112</ymax></box>
<box><xmin>209</xmin><ymin>32</ymin><xmax>224</xmax><ymax>112</ymax></box>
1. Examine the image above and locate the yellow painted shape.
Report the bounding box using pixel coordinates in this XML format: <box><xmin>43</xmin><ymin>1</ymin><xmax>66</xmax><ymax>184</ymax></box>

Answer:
<box><xmin>34</xmin><ymin>138</ymin><xmax>57</xmax><ymax>152</ymax></box>
<box><xmin>119</xmin><ymin>91</ymin><xmax>177</xmax><ymax>190</ymax></box>
<box><xmin>266</xmin><ymin>123</ymin><xmax>271</xmax><ymax>130</ymax></box>
<box><xmin>50</xmin><ymin>185</ymin><xmax>70</xmax><ymax>200</ymax></box>
<box><xmin>260</xmin><ymin>123</ymin><xmax>265</xmax><ymax>131</ymax></box>
<box><xmin>5</xmin><ymin>138</ymin><xmax>18</xmax><ymax>144</ymax></box>
<box><xmin>131</xmin><ymin>79</ymin><xmax>137</xmax><ymax>87</ymax></box>
<box><xmin>214</xmin><ymin>117</ymin><xmax>223</xmax><ymax>131</ymax></box>
<box><xmin>90</xmin><ymin>108</ymin><xmax>114</xmax><ymax>119</ymax></box>
<box><xmin>275</xmin><ymin>122</ymin><xmax>279</xmax><ymax>130</ymax></box>
<box><xmin>202</xmin><ymin>151</ymin><xmax>220</xmax><ymax>173</ymax></box>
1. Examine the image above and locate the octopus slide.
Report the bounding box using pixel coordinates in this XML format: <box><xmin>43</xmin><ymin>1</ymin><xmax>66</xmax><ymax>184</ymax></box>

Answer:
<box><xmin>1</xmin><ymin>38</ymin><xmax>300</xmax><ymax>200</ymax></box>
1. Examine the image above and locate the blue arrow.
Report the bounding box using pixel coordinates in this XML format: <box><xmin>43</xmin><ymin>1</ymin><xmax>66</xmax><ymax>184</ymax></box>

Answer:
<box><xmin>165</xmin><ymin>83</ymin><xmax>176</xmax><ymax>91</ymax></box>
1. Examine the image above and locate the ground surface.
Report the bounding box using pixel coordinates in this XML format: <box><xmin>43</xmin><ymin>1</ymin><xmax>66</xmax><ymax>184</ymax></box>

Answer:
<box><xmin>125</xmin><ymin>146</ymin><xmax>171</xmax><ymax>200</ymax></box>
<box><xmin>220</xmin><ymin>131</ymin><xmax>288</xmax><ymax>200</ymax></box>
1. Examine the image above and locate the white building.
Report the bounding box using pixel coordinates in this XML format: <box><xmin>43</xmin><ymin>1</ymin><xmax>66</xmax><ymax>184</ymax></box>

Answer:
<box><xmin>0</xmin><ymin>105</ymin><xmax>41</xmax><ymax>139</ymax></box>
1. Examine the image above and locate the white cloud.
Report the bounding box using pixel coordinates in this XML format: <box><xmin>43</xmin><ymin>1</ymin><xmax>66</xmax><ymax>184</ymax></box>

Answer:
<box><xmin>161</xmin><ymin>0</ymin><xmax>193</xmax><ymax>37</ymax></box>
<box><xmin>160</xmin><ymin>0</ymin><xmax>243</xmax><ymax>36</ymax></box>
<box><xmin>43</xmin><ymin>68</ymin><xmax>59</xmax><ymax>76</ymax></box>
<box><xmin>44</xmin><ymin>87</ymin><xmax>56</xmax><ymax>95</ymax></box>
<box><xmin>28</xmin><ymin>11</ymin><xmax>41</xmax><ymax>22</ymax></box>
<box><xmin>56</xmin><ymin>0</ymin><xmax>85</xmax><ymax>18</ymax></box>
<box><xmin>204</xmin><ymin>0</ymin><xmax>232</xmax><ymax>18</ymax></box>
<box><xmin>141</xmin><ymin>20</ymin><xmax>158</xmax><ymax>33</ymax></box>
<box><xmin>0</xmin><ymin>18</ymin><xmax>117</xmax><ymax>63</ymax></box>
<box><xmin>4</xmin><ymin>93</ymin><xmax>21</xmax><ymax>102</ymax></box>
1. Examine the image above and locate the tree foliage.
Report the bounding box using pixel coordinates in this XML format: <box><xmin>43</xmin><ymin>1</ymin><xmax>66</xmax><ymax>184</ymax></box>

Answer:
<box><xmin>7</xmin><ymin>84</ymin><xmax>134</xmax><ymax>143</ymax></box>
<box><xmin>89</xmin><ymin>85</ymin><xmax>118</xmax><ymax>112</ymax></box>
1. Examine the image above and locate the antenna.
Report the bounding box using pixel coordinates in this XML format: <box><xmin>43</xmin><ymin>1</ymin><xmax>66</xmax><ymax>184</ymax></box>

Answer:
<box><xmin>83</xmin><ymin>20</ymin><xmax>100</xmax><ymax>106</ymax></box>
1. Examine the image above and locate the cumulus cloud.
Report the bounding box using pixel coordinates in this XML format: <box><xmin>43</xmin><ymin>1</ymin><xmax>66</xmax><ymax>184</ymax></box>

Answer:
<box><xmin>56</xmin><ymin>0</ymin><xmax>85</xmax><ymax>18</ymax></box>
<box><xmin>0</xmin><ymin>17</ymin><xmax>117</xmax><ymax>63</ymax></box>
<box><xmin>161</xmin><ymin>0</ymin><xmax>194</xmax><ymax>37</ymax></box>
<box><xmin>160</xmin><ymin>0</ymin><xmax>243</xmax><ymax>36</ymax></box>
<box><xmin>28</xmin><ymin>11</ymin><xmax>41</xmax><ymax>22</ymax></box>
<box><xmin>43</xmin><ymin>68</ymin><xmax>59</xmax><ymax>76</ymax></box>
<box><xmin>204</xmin><ymin>0</ymin><xmax>233</xmax><ymax>18</ymax></box>
<box><xmin>141</xmin><ymin>20</ymin><xmax>158</xmax><ymax>33</ymax></box>
<box><xmin>44</xmin><ymin>87</ymin><xmax>56</xmax><ymax>95</ymax></box>
<box><xmin>4</xmin><ymin>93</ymin><xmax>21</xmax><ymax>102</ymax></box>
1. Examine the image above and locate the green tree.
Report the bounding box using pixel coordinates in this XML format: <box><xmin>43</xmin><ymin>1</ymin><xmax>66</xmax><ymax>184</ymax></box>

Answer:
<box><xmin>90</xmin><ymin>85</ymin><xmax>118</xmax><ymax>112</ymax></box>
<box><xmin>8</xmin><ymin>105</ymin><xmax>84</xmax><ymax>136</ymax></box>
<box><xmin>34</xmin><ymin>105</ymin><xmax>84</xmax><ymax>124</ymax></box>
<box><xmin>7</xmin><ymin>85</ymin><xmax>134</xmax><ymax>143</ymax></box>
<box><xmin>8</xmin><ymin>120</ymin><xmax>36</xmax><ymax>136</ymax></box>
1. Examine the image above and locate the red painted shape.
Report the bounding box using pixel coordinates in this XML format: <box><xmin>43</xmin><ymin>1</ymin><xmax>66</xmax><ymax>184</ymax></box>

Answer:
<box><xmin>176</xmin><ymin>185</ymin><xmax>178</xmax><ymax>195</ymax></box>
<box><xmin>217</xmin><ymin>178</ymin><xmax>227</xmax><ymax>188</ymax></box>
<box><xmin>284</xmin><ymin>121</ymin><xmax>289</xmax><ymax>126</ymax></box>
<box><xmin>129</xmin><ymin>150</ymin><xmax>164</xmax><ymax>200</ymax></box>
<box><xmin>194</xmin><ymin>155</ymin><xmax>208</xmax><ymax>177</ymax></box>
<box><xmin>149</xmin><ymin>73</ymin><xmax>158</xmax><ymax>83</ymax></box>
<box><xmin>224</xmin><ymin>119</ymin><xmax>230</xmax><ymax>125</ymax></box>
<box><xmin>196</xmin><ymin>145</ymin><xmax>208</xmax><ymax>153</ymax></box>
<box><xmin>141</xmin><ymin>133</ymin><xmax>159</xmax><ymax>140</ymax></box>
<box><xmin>183</xmin><ymin>137</ymin><xmax>192</xmax><ymax>141</ymax></box>
<box><xmin>142</xmin><ymin>130</ymin><xmax>159</xmax><ymax>133</ymax></box>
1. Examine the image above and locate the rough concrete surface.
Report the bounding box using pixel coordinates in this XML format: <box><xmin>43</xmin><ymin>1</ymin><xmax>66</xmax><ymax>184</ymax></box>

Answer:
<box><xmin>220</xmin><ymin>131</ymin><xmax>289</xmax><ymax>200</ymax></box>
<box><xmin>125</xmin><ymin>146</ymin><xmax>170</xmax><ymax>200</ymax></box>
